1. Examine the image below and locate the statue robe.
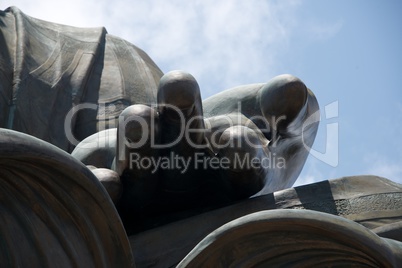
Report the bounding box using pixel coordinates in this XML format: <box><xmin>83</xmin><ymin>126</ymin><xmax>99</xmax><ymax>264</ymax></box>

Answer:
<box><xmin>0</xmin><ymin>7</ymin><xmax>163</xmax><ymax>152</ymax></box>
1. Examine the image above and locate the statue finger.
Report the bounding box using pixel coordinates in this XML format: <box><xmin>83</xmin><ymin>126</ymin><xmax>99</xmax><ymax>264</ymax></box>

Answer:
<box><xmin>115</xmin><ymin>104</ymin><xmax>160</xmax><ymax>175</ymax></box>
<box><xmin>115</xmin><ymin>104</ymin><xmax>160</xmax><ymax>228</ymax></box>
<box><xmin>217</xmin><ymin>125</ymin><xmax>268</xmax><ymax>199</ymax></box>
<box><xmin>157</xmin><ymin>70</ymin><xmax>206</xmax><ymax>148</ymax></box>
<box><xmin>259</xmin><ymin>74</ymin><xmax>308</xmax><ymax>137</ymax></box>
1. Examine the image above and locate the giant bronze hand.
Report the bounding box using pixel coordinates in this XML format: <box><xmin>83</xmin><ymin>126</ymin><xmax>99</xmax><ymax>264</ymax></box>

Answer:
<box><xmin>73</xmin><ymin>70</ymin><xmax>319</xmax><ymax>231</ymax></box>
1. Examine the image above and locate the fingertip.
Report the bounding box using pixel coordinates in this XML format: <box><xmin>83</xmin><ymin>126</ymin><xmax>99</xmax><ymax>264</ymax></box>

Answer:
<box><xmin>157</xmin><ymin>70</ymin><xmax>200</xmax><ymax>110</ymax></box>
<box><xmin>260</xmin><ymin>74</ymin><xmax>308</xmax><ymax>130</ymax></box>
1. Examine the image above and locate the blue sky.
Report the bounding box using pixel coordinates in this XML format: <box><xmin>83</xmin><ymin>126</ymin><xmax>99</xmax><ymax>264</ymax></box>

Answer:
<box><xmin>2</xmin><ymin>0</ymin><xmax>401</xmax><ymax>185</ymax></box>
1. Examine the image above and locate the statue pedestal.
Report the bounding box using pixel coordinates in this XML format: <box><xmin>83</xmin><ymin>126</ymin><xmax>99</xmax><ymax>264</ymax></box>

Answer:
<box><xmin>129</xmin><ymin>176</ymin><xmax>402</xmax><ymax>267</ymax></box>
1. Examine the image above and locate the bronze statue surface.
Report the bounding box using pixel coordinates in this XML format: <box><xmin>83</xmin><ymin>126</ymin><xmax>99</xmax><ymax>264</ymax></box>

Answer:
<box><xmin>0</xmin><ymin>6</ymin><xmax>162</xmax><ymax>151</ymax></box>
<box><xmin>0</xmin><ymin>129</ymin><xmax>134</xmax><ymax>267</ymax></box>
<box><xmin>0</xmin><ymin>6</ymin><xmax>401</xmax><ymax>267</ymax></box>
<box><xmin>1</xmin><ymin>7</ymin><xmax>320</xmax><ymax>231</ymax></box>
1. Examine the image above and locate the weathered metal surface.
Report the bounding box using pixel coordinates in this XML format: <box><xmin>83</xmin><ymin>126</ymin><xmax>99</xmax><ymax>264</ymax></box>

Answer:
<box><xmin>0</xmin><ymin>6</ymin><xmax>162</xmax><ymax>152</ymax></box>
<box><xmin>129</xmin><ymin>176</ymin><xmax>402</xmax><ymax>267</ymax></box>
<box><xmin>0</xmin><ymin>129</ymin><xmax>134</xmax><ymax>267</ymax></box>
<box><xmin>177</xmin><ymin>209</ymin><xmax>402</xmax><ymax>267</ymax></box>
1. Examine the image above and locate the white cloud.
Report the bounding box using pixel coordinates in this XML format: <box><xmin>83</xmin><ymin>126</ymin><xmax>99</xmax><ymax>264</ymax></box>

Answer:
<box><xmin>108</xmin><ymin>0</ymin><xmax>304</xmax><ymax>96</ymax></box>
